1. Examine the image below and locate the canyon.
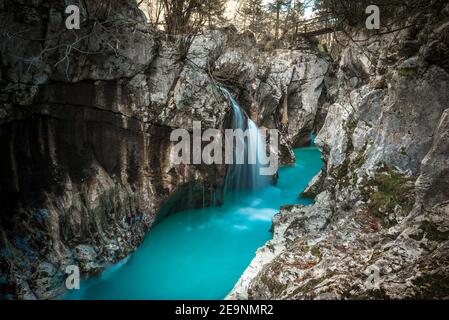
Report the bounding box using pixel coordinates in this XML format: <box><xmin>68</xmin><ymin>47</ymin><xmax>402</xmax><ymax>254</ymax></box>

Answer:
<box><xmin>1</xmin><ymin>0</ymin><xmax>449</xmax><ymax>300</ymax></box>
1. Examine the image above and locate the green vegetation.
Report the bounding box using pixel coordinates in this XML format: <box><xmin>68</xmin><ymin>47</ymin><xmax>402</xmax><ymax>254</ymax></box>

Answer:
<box><xmin>310</xmin><ymin>246</ymin><xmax>322</xmax><ymax>258</ymax></box>
<box><xmin>332</xmin><ymin>125</ymin><xmax>368</xmax><ymax>189</ymax></box>
<box><xmin>398</xmin><ymin>67</ymin><xmax>419</xmax><ymax>78</ymax></box>
<box><xmin>409</xmin><ymin>229</ymin><xmax>424</xmax><ymax>241</ymax></box>
<box><xmin>420</xmin><ymin>221</ymin><xmax>449</xmax><ymax>242</ymax></box>
<box><xmin>367</xmin><ymin>167</ymin><xmax>415</xmax><ymax>226</ymax></box>
<box><xmin>352</xmin><ymin>149</ymin><xmax>368</xmax><ymax>169</ymax></box>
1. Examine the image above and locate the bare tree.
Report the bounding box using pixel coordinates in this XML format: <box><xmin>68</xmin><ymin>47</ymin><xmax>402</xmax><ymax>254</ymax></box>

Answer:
<box><xmin>161</xmin><ymin>0</ymin><xmax>226</xmax><ymax>35</ymax></box>
<box><xmin>139</xmin><ymin>0</ymin><xmax>165</xmax><ymax>28</ymax></box>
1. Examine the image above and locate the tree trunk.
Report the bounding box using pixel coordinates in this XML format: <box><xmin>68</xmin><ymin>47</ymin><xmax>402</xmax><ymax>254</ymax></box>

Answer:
<box><xmin>275</xmin><ymin>6</ymin><xmax>280</xmax><ymax>39</ymax></box>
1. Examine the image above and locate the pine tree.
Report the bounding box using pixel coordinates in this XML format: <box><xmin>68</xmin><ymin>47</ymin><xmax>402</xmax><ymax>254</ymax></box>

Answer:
<box><xmin>267</xmin><ymin>0</ymin><xmax>289</xmax><ymax>40</ymax></box>
<box><xmin>238</xmin><ymin>0</ymin><xmax>268</xmax><ymax>38</ymax></box>
<box><xmin>285</xmin><ymin>0</ymin><xmax>304</xmax><ymax>37</ymax></box>
<box><xmin>161</xmin><ymin>0</ymin><xmax>227</xmax><ymax>35</ymax></box>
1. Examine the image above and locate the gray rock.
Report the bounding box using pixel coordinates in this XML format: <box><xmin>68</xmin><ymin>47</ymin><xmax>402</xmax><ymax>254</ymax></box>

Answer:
<box><xmin>229</xmin><ymin>21</ymin><xmax>449</xmax><ymax>300</ymax></box>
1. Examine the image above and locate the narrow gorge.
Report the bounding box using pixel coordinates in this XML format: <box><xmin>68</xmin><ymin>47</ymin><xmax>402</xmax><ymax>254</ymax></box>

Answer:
<box><xmin>1</xmin><ymin>0</ymin><xmax>449</xmax><ymax>301</ymax></box>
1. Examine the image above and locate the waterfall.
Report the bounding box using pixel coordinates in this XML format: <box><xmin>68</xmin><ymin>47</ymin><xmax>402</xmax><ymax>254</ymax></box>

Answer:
<box><xmin>220</xmin><ymin>88</ymin><xmax>270</xmax><ymax>192</ymax></box>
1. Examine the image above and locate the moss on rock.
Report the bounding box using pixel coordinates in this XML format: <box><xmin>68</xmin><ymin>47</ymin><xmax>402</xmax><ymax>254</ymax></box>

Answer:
<box><xmin>420</xmin><ymin>221</ymin><xmax>449</xmax><ymax>242</ymax></box>
<box><xmin>366</xmin><ymin>166</ymin><xmax>415</xmax><ymax>227</ymax></box>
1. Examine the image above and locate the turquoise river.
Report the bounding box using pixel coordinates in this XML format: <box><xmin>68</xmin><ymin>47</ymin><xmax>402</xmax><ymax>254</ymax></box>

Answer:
<box><xmin>65</xmin><ymin>147</ymin><xmax>323</xmax><ymax>300</ymax></box>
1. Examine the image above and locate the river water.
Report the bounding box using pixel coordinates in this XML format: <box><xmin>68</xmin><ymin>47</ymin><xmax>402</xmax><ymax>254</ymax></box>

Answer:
<box><xmin>65</xmin><ymin>147</ymin><xmax>323</xmax><ymax>300</ymax></box>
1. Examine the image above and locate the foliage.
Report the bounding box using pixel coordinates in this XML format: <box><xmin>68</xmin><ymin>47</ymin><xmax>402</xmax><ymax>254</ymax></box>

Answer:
<box><xmin>367</xmin><ymin>167</ymin><xmax>415</xmax><ymax>227</ymax></box>
<box><xmin>266</xmin><ymin>0</ymin><xmax>306</xmax><ymax>39</ymax></box>
<box><xmin>140</xmin><ymin>0</ymin><xmax>227</xmax><ymax>34</ymax></box>
<box><xmin>237</xmin><ymin>0</ymin><xmax>268</xmax><ymax>38</ymax></box>
<box><xmin>139</xmin><ymin>0</ymin><xmax>227</xmax><ymax>59</ymax></box>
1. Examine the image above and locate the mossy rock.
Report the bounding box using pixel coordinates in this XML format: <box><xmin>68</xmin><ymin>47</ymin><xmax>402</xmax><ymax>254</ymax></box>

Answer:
<box><xmin>287</xmin><ymin>277</ymin><xmax>322</xmax><ymax>298</ymax></box>
<box><xmin>366</xmin><ymin>166</ymin><xmax>415</xmax><ymax>227</ymax></box>
<box><xmin>398</xmin><ymin>67</ymin><xmax>419</xmax><ymax>78</ymax></box>
<box><xmin>310</xmin><ymin>246</ymin><xmax>322</xmax><ymax>258</ymax></box>
<box><xmin>413</xmin><ymin>273</ymin><xmax>449</xmax><ymax>299</ymax></box>
<box><xmin>420</xmin><ymin>221</ymin><xmax>449</xmax><ymax>242</ymax></box>
<box><xmin>352</xmin><ymin>288</ymin><xmax>390</xmax><ymax>300</ymax></box>
<box><xmin>259</xmin><ymin>259</ymin><xmax>288</xmax><ymax>297</ymax></box>
<box><xmin>409</xmin><ymin>229</ymin><xmax>424</xmax><ymax>241</ymax></box>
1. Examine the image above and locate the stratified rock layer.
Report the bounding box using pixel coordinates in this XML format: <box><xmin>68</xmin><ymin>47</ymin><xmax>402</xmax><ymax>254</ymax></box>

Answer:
<box><xmin>0</xmin><ymin>1</ymin><xmax>228</xmax><ymax>299</ymax></box>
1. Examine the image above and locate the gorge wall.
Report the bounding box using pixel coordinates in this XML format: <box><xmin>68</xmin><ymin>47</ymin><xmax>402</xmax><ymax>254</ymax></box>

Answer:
<box><xmin>228</xmin><ymin>3</ymin><xmax>449</xmax><ymax>299</ymax></box>
<box><xmin>0</xmin><ymin>0</ymin><xmax>329</xmax><ymax>299</ymax></box>
<box><xmin>0</xmin><ymin>0</ymin><xmax>230</xmax><ymax>299</ymax></box>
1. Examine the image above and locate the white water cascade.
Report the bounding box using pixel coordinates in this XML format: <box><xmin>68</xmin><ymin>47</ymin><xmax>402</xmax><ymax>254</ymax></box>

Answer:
<box><xmin>220</xmin><ymin>88</ymin><xmax>270</xmax><ymax>192</ymax></box>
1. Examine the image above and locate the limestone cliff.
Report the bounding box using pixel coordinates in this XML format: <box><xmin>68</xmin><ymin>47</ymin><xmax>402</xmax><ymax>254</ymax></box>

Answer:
<box><xmin>0</xmin><ymin>1</ymin><xmax>329</xmax><ymax>299</ymax></box>
<box><xmin>0</xmin><ymin>0</ymin><xmax>229</xmax><ymax>299</ymax></box>
<box><xmin>228</xmin><ymin>4</ymin><xmax>449</xmax><ymax>300</ymax></box>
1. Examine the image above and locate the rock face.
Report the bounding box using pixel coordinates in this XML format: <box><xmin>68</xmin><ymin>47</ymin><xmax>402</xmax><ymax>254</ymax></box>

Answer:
<box><xmin>0</xmin><ymin>0</ymin><xmax>228</xmax><ymax>299</ymax></box>
<box><xmin>228</xmin><ymin>9</ymin><xmax>449</xmax><ymax>300</ymax></box>
<box><xmin>213</xmin><ymin>35</ymin><xmax>330</xmax><ymax>164</ymax></box>
<box><xmin>0</xmin><ymin>1</ymin><xmax>328</xmax><ymax>299</ymax></box>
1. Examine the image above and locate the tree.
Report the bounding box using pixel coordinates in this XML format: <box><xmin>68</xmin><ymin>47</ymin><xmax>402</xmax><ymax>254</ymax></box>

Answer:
<box><xmin>267</xmin><ymin>0</ymin><xmax>289</xmax><ymax>40</ymax></box>
<box><xmin>138</xmin><ymin>0</ymin><xmax>226</xmax><ymax>59</ymax></box>
<box><xmin>238</xmin><ymin>0</ymin><xmax>268</xmax><ymax>38</ymax></box>
<box><xmin>203</xmin><ymin>0</ymin><xmax>228</xmax><ymax>28</ymax></box>
<box><xmin>284</xmin><ymin>0</ymin><xmax>305</xmax><ymax>37</ymax></box>
<box><xmin>161</xmin><ymin>0</ymin><xmax>226</xmax><ymax>35</ymax></box>
<box><xmin>139</xmin><ymin>0</ymin><xmax>165</xmax><ymax>28</ymax></box>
